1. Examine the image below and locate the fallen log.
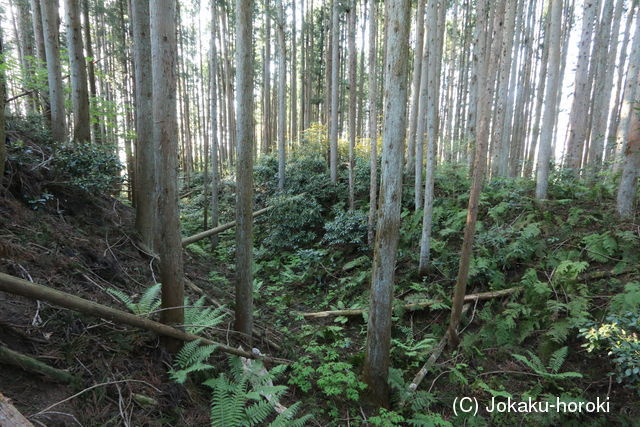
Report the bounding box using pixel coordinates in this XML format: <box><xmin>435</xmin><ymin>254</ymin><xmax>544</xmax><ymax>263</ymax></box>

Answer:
<box><xmin>0</xmin><ymin>272</ymin><xmax>285</xmax><ymax>363</ymax></box>
<box><xmin>299</xmin><ymin>287</ymin><xmax>521</xmax><ymax>319</ymax></box>
<box><xmin>181</xmin><ymin>206</ymin><xmax>273</xmax><ymax>247</ymax></box>
<box><xmin>0</xmin><ymin>392</ymin><xmax>33</xmax><ymax>426</ymax></box>
<box><xmin>0</xmin><ymin>345</ymin><xmax>78</xmax><ymax>385</ymax></box>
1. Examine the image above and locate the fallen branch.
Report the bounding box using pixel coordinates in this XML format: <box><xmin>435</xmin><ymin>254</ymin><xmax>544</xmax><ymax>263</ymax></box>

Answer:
<box><xmin>0</xmin><ymin>272</ymin><xmax>285</xmax><ymax>363</ymax></box>
<box><xmin>0</xmin><ymin>392</ymin><xmax>33</xmax><ymax>426</ymax></box>
<box><xmin>181</xmin><ymin>206</ymin><xmax>273</xmax><ymax>247</ymax></box>
<box><xmin>299</xmin><ymin>287</ymin><xmax>520</xmax><ymax>319</ymax></box>
<box><xmin>0</xmin><ymin>345</ymin><xmax>78</xmax><ymax>385</ymax></box>
<box><xmin>401</xmin><ymin>303</ymin><xmax>472</xmax><ymax>406</ymax></box>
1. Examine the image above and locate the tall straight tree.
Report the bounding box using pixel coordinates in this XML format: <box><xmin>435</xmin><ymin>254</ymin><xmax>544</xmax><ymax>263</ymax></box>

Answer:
<box><xmin>405</xmin><ymin>0</ymin><xmax>425</xmax><ymax>177</ymax></box>
<box><xmin>329</xmin><ymin>0</ymin><xmax>340</xmax><ymax>183</ymax></box>
<box><xmin>616</xmin><ymin>108</ymin><xmax>640</xmax><ymax>217</ymax></box>
<box><xmin>235</xmin><ymin>0</ymin><xmax>255</xmax><ymax>343</ymax></box>
<box><xmin>418</xmin><ymin>0</ymin><xmax>445</xmax><ymax>275</ymax></box>
<box><xmin>276</xmin><ymin>0</ymin><xmax>286</xmax><ymax>190</ymax></box>
<box><xmin>535</xmin><ymin>0</ymin><xmax>563</xmax><ymax>200</ymax></box>
<box><xmin>564</xmin><ymin>0</ymin><xmax>600</xmax><ymax>170</ymax></box>
<box><xmin>150</xmin><ymin>0</ymin><xmax>183</xmax><ymax>353</ymax></box>
<box><xmin>209</xmin><ymin>0</ymin><xmax>220</xmax><ymax>249</ymax></box>
<box><xmin>448</xmin><ymin>0</ymin><xmax>501</xmax><ymax>346</ymax></box>
<box><xmin>0</xmin><ymin>25</ymin><xmax>5</xmax><ymax>182</ymax></box>
<box><xmin>366</xmin><ymin>0</ymin><xmax>378</xmax><ymax>245</ymax></box>
<box><xmin>132</xmin><ymin>0</ymin><xmax>156</xmax><ymax>251</ymax></box>
<box><xmin>347</xmin><ymin>0</ymin><xmax>357</xmax><ymax>209</ymax></box>
<box><xmin>82</xmin><ymin>0</ymin><xmax>99</xmax><ymax>142</ymax></box>
<box><xmin>40</xmin><ymin>0</ymin><xmax>66</xmax><ymax>142</ymax></box>
<box><xmin>64</xmin><ymin>0</ymin><xmax>90</xmax><ymax>142</ymax></box>
<box><xmin>363</xmin><ymin>0</ymin><xmax>410</xmax><ymax>408</ymax></box>
<box><xmin>614</xmin><ymin>10</ymin><xmax>640</xmax><ymax>171</ymax></box>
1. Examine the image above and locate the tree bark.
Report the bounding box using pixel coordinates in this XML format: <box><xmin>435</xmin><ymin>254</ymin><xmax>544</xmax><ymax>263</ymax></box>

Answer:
<box><xmin>235</xmin><ymin>0</ymin><xmax>255</xmax><ymax>344</ymax></box>
<box><xmin>366</xmin><ymin>0</ymin><xmax>378</xmax><ymax>245</ymax></box>
<box><xmin>405</xmin><ymin>0</ymin><xmax>426</xmax><ymax>177</ymax></box>
<box><xmin>150</xmin><ymin>0</ymin><xmax>184</xmax><ymax>353</ymax></box>
<box><xmin>329</xmin><ymin>0</ymin><xmax>340</xmax><ymax>183</ymax></box>
<box><xmin>132</xmin><ymin>0</ymin><xmax>156</xmax><ymax>251</ymax></box>
<box><xmin>40</xmin><ymin>0</ymin><xmax>66</xmax><ymax>142</ymax></box>
<box><xmin>209</xmin><ymin>0</ymin><xmax>220</xmax><ymax>249</ymax></box>
<box><xmin>363</xmin><ymin>0</ymin><xmax>410</xmax><ymax>408</ymax></box>
<box><xmin>535</xmin><ymin>0</ymin><xmax>563</xmax><ymax>200</ymax></box>
<box><xmin>276</xmin><ymin>0</ymin><xmax>286</xmax><ymax>190</ymax></box>
<box><xmin>616</xmin><ymin>106</ymin><xmax>640</xmax><ymax>217</ymax></box>
<box><xmin>64</xmin><ymin>0</ymin><xmax>90</xmax><ymax>142</ymax></box>
<box><xmin>347</xmin><ymin>0</ymin><xmax>357</xmax><ymax>209</ymax></box>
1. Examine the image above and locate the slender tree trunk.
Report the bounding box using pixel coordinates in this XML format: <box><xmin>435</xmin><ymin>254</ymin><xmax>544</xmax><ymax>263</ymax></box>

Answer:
<box><xmin>235</xmin><ymin>0</ymin><xmax>255</xmax><ymax>343</ymax></box>
<box><xmin>448</xmin><ymin>0</ymin><xmax>500</xmax><ymax>347</ymax></box>
<box><xmin>329</xmin><ymin>0</ymin><xmax>340</xmax><ymax>183</ymax></box>
<box><xmin>347</xmin><ymin>0</ymin><xmax>357</xmax><ymax>209</ymax></box>
<box><xmin>413</xmin><ymin>11</ymin><xmax>430</xmax><ymax>211</ymax></box>
<box><xmin>418</xmin><ymin>0</ymin><xmax>445</xmax><ymax>275</ymax></box>
<box><xmin>82</xmin><ymin>0</ymin><xmax>100</xmax><ymax>143</ymax></box>
<box><xmin>150</xmin><ymin>0</ymin><xmax>183</xmax><ymax>353</ymax></box>
<box><xmin>64</xmin><ymin>0</ymin><xmax>91</xmax><ymax>143</ymax></box>
<box><xmin>363</xmin><ymin>0</ymin><xmax>410</xmax><ymax>408</ymax></box>
<box><xmin>367</xmin><ymin>0</ymin><xmax>378</xmax><ymax>245</ymax></box>
<box><xmin>616</xmin><ymin>108</ymin><xmax>640</xmax><ymax>217</ymax></box>
<box><xmin>40</xmin><ymin>0</ymin><xmax>66</xmax><ymax>142</ymax></box>
<box><xmin>291</xmin><ymin>0</ymin><xmax>298</xmax><ymax>143</ymax></box>
<box><xmin>132</xmin><ymin>0</ymin><xmax>156</xmax><ymax>251</ymax></box>
<box><xmin>0</xmin><ymin>28</ymin><xmax>5</xmax><ymax>183</ymax></box>
<box><xmin>608</xmin><ymin>5</ymin><xmax>635</xmax><ymax>170</ymax></box>
<box><xmin>406</xmin><ymin>0</ymin><xmax>426</xmax><ymax>177</ymax></box>
<box><xmin>263</xmin><ymin>2</ymin><xmax>272</xmax><ymax>154</ymax></box>
<box><xmin>209</xmin><ymin>0</ymin><xmax>220</xmax><ymax>249</ymax></box>
<box><xmin>276</xmin><ymin>0</ymin><xmax>286</xmax><ymax>190</ymax></box>
<box><xmin>535</xmin><ymin>0</ymin><xmax>563</xmax><ymax>200</ymax></box>
<box><xmin>614</xmin><ymin>8</ymin><xmax>640</xmax><ymax>173</ymax></box>
<box><xmin>587</xmin><ymin>0</ymin><xmax>622</xmax><ymax>173</ymax></box>
<box><xmin>492</xmin><ymin>0</ymin><xmax>517</xmax><ymax>177</ymax></box>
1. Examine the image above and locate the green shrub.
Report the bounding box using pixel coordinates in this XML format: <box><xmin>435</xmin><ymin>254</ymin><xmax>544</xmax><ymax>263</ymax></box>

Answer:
<box><xmin>53</xmin><ymin>140</ymin><xmax>123</xmax><ymax>193</ymax></box>
<box><xmin>322</xmin><ymin>207</ymin><xmax>368</xmax><ymax>249</ymax></box>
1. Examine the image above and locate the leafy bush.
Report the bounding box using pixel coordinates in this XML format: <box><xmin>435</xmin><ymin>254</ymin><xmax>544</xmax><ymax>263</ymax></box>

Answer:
<box><xmin>53</xmin><ymin>140</ymin><xmax>123</xmax><ymax>193</ymax></box>
<box><xmin>322</xmin><ymin>207</ymin><xmax>368</xmax><ymax>249</ymax></box>
<box><xmin>581</xmin><ymin>312</ymin><xmax>640</xmax><ymax>389</ymax></box>
<box><xmin>263</xmin><ymin>194</ymin><xmax>323</xmax><ymax>250</ymax></box>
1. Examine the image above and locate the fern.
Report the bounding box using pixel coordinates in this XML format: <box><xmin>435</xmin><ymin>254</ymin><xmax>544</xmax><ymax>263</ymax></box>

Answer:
<box><xmin>169</xmin><ymin>339</ymin><xmax>217</xmax><ymax>384</ymax></box>
<box><xmin>107</xmin><ymin>283</ymin><xmax>161</xmax><ymax>315</ymax></box>
<box><xmin>548</xmin><ymin>346</ymin><xmax>568</xmax><ymax>374</ymax></box>
<box><xmin>183</xmin><ymin>296</ymin><xmax>227</xmax><ymax>334</ymax></box>
<box><xmin>512</xmin><ymin>349</ymin><xmax>582</xmax><ymax>382</ymax></box>
<box><xmin>203</xmin><ymin>358</ymin><xmax>311</xmax><ymax>426</ymax></box>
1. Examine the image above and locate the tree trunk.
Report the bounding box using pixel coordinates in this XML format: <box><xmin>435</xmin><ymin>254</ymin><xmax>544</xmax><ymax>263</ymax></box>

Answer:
<box><xmin>235</xmin><ymin>0</ymin><xmax>255</xmax><ymax>344</ymax></box>
<box><xmin>614</xmin><ymin>8</ymin><xmax>640</xmax><ymax>173</ymax></box>
<box><xmin>347</xmin><ymin>0</ymin><xmax>357</xmax><ymax>209</ymax></box>
<box><xmin>276</xmin><ymin>0</ymin><xmax>286</xmax><ymax>190</ymax></box>
<box><xmin>418</xmin><ymin>0</ymin><xmax>445</xmax><ymax>275</ymax></box>
<box><xmin>40</xmin><ymin>0</ymin><xmax>66</xmax><ymax>142</ymax></box>
<box><xmin>209</xmin><ymin>0</ymin><xmax>220</xmax><ymax>249</ymax></box>
<box><xmin>405</xmin><ymin>0</ymin><xmax>426</xmax><ymax>177</ymax></box>
<box><xmin>263</xmin><ymin>2</ymin><xmax>272</xmax><ymax>154</ymax></box>
<box><xmin>132</xmin><ymin>0</ymin><xmax>156</xmax><ymax>251</ymax></box>
<box><xmin>329</xmin><ymin>0</ymin><xmax>340</xmax><ymax>183</ymax></box>
<box><xmin>448</xmin><ymin>0</ymin><xmax>500</xmax><ymax>347</ymax></box>
<box><xmin>82</xmin><ymin>0</ymin><xmax>101</xmax><ymax>143</ymax></box>
<box><xmin>363</xmin><ymin>0</ymin><xmax>410</xmax><ymax>408</ymax></box>
<box><xmin>616</xmin><ymin>108</ymin><xmax>640</xmax><ymax>217</ymax></box>
<box><xmin>64</xmin><ymin>0</ymin><xmax>91</xmax><ymax>143</ymax></box>
<box><xmin>0</xmin><ymin>28</ymin><xmax>5</xmax><ymax>183</ymax></box>
<box><xmin>535</xmin><ymin>0</ymin><xmax>563</xmax><ymax>200</ymax></box>
<box><xmin>367</xmin><ymin>0</ymin><xmax>378</xmax><ymax>245</ymax></box>
<box><xmin>150</xmin><ymin>0</ymin><xmax>184</xmax><ymax>353</ymax></box>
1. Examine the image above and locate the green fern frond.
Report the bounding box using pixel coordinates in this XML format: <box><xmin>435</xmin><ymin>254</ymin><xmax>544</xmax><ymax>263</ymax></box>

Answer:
<box><xmin>548</xmin><ymin>346</ymin><xmax>568</xmax><ymax>373</ymax></box>
<box><xmin>106</xmin><ymin>283</ymin><xmax>161</xmax><ymax>315</ymax></box>
<box><xmin>183</xmin><ymin>297</ymin><xmax>227</xmax><ymax>334</ymax></box>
